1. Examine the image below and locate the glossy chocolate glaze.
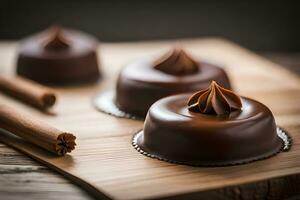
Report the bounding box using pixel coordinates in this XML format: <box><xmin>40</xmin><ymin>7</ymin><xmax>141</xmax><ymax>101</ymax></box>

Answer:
<box><xmin>137</xmin><ymin>94</ymin><xmax>283</xmax><ymax>165</ymax></box>
<box><xmin>116</xmin><ymin>58</ymin><xmax>231</xmax><ymax>117</ymax></box>
<box><xmin>17</xmin><ymin>26</ymin><xmax>100</xmax><ymax>85</ymax></box>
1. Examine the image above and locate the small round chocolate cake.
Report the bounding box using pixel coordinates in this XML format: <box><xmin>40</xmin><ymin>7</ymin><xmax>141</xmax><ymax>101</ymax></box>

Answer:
<box><xmin>17</xmin><ymin>25</ymin><xmax>101</xmax><ymax>85</ymax></box>
<box><xmin>135</xmin><ymin>81</ymin><xmax>283</xmax><ymax>166</ymax></box>
<box><xmin>116</xmin><ymin>48</ymin><xmax>231</xmax><ymax>117</ymax></box>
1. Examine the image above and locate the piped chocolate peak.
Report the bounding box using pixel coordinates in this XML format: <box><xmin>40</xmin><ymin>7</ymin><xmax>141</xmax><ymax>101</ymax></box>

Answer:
<box><xmin>44</xmin><ymin>26</ymin><xmax>70</xmax><ymax>50</ymax></box>
<box><xmin>188</xmin><ymin>81</ymin><xmax>242</xmax><ymax>115</ymax></box>
<box><xmin>153</xmin><ymin>48</ymin><xmax>199</xmax><ymax>75</ymax></box>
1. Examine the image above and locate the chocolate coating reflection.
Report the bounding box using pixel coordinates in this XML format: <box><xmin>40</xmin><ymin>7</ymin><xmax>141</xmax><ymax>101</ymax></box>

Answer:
<box><xmin>137</xmin><ymin>94</ymin><xmax>283</xmax><ymax>165</ymax></box>
<box><xmin>17</xmin><ymin>26</ymin><xmax>101</xmax><ymax>85</ymax></box>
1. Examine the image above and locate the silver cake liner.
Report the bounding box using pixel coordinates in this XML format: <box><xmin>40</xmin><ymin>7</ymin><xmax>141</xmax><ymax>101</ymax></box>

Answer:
<box><xmin>132</xmin><ymin>127</ymin><xmax>292</xmax><ymax>166</ymax></box>
<box><xmin>277</xmin><ymin>127</ymin><xmax>292</xmax><ymax>151</ymax></box>
<box><xmin>93</xmin><ymin>90</ymin><xmax>143</xmax><ymax>120</ymax></box>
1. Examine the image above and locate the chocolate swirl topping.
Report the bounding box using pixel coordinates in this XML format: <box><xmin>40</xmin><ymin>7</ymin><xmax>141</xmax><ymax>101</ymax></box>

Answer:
<box><xmin>153</xmin><ymin>48</ymin><xmax>199</xmax><ymax>75</ymax></box>
<box><xmin>44</xmin><ymin>26</ymin><xmax>70</xmax><ymax>50</ymax></box>
<box><xmin>188</xmin><ymin>81</ymin><xmax>242</xmax><ymax>115</ymax></box>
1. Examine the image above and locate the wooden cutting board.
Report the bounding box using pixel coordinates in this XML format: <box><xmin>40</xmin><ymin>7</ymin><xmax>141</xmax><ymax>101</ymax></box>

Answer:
<box><xmin>0</xmin><ymin>38</ymin><xmax>299</xmax><ymax>200</ymax></box>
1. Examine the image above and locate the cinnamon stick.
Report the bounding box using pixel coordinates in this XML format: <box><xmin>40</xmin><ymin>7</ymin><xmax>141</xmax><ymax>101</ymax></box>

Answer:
<box><xmin>0</xmin><ymin>75</ymin><xmax>56</xmax><ymax>110</ymax></box>
<box><xmin>0</xmin><ymin>105</ymin><xmax>76</xmax><ymax>155</ymax></box>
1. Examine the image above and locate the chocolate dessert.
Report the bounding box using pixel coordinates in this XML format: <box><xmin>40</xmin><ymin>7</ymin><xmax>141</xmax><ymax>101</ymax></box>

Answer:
<box><xmin>134</xmin><ymin>81</ymin><xmax>283</xmax><ymax>166</ymax></box>
<box><xmin>17</xmin><ymin>25</ymin><xmax>100</xmax><ymax>85</ymax></box>
<box><xmin>116</xmin><ymin>48</ymin><xmax>231</xmax><ymax>117</ymax></box>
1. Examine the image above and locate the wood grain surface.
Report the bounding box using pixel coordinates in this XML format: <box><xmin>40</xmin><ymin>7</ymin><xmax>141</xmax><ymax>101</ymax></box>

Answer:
<box><xmin>0</xmin><ymin>39</ymin><xmax>300</xmax><ymax>200</ymax></box>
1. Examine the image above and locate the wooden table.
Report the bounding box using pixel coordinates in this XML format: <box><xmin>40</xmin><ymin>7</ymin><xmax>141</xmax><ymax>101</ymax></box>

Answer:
<box><xmin>0</xmin><ymin>41</ymin><xmax>300</xmax><ymax>200</ymax></box>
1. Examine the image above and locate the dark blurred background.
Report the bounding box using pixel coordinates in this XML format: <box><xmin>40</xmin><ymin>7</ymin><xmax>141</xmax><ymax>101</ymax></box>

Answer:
<box><xmin>1</xmin><ymin>0</ymin><xmax>300</xmax><ymax>51</ymax></box>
